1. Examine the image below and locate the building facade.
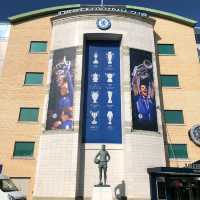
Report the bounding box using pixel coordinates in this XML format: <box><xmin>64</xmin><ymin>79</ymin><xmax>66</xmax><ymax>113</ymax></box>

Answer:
<box><xmin>0</xmin><ymin>4</ymin><xmax>200</xmax><ymax>200</ymax></box>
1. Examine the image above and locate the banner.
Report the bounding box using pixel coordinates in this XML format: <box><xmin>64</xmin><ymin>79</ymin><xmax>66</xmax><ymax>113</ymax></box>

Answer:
<box><xmin>46</xmin><ymin>47</ymin><xmax>75</xmax><ymax>130</ymax></box>
<box><xmin>130</xmin><ymin>49</ymin><xmax>158</xmax><ymax>131</ymax></box>
<box><xmin>82</xmin><ymin>40</ymin><xmax>122</xmax><ymax>143</ymax></box>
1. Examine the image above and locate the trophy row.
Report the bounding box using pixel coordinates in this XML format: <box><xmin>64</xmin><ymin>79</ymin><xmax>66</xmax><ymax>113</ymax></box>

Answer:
<box><xmin>92</xmin><ymin>51</ymin><xmax>114</xmax><ymax>65</ymax></box>
<box><xmin>91</xmin><ymin>90</ymin><xmax>113</xmax><ymax>104</ymax></box>
<box><xmin>90</xmin><ymin>111</ymin><xmax>113</xmax><ymax>125</ymax></box>
<box><xmin>91</xmin><ymin>72</ymin><xmax>114</xmax><ymax>83</ymax></box>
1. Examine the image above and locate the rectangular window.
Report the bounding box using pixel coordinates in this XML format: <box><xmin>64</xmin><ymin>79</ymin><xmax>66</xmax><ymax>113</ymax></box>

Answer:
<box><xmin>24</xmin><ymin>72</ymin><xmax>43</xmax><ymax>85</ymax></box>
<box><xmin>164</xmin><ymin>110</ymin><xmax>184</xmax><ymax>124</ymax></box>
<box><xmin>13</xmin><ymin>142</ymin><xmax>35</xmax><ymax>157</ymax></box>
<box><xmin>30</xmin><ymin>41</ymin><xmax>47</xmax><ymax>53</ymax></box>
<box><xmin>19</xmin><ymin>108</ymin><xmax>39</xmax><ymax>122</ymax></box>
<box><xmin>168</xmin><ymin>144</ymin><xmax>188</xmax><ymax>159</ymax></box>
<box><xmin>158</xmin><ymin>44</ymin><xmax>175</xmax><ymax>55</ymax></box>
<box><xmin>197</xmin><ymin>48</ymin><xmax>200</xmax><ymax>59</ymax></box>
<box><xmin>195</xmin><ymin>34</ymin><xmax>200</xmax><ymax>44</ymax></box>
<box><xmin>160</xmin><ymin>75</ymin><xmax>179</xmax><ymax>87</ymax></box>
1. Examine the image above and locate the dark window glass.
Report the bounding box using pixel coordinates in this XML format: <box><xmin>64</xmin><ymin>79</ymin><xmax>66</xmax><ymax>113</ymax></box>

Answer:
<box><xmin>160</xmin><ymin>75</ymin><xmax>179</xmax><ymax>87</ymax></box>
<box><xmin>168</xmin><ymin>144</ymin><xmax>188</xmax><ymax>159</ymax></box>
<box><xmin>19</xmin><ymin>108</ymin><xmax>39</xmax><ymax>122</ymax></box>
<box><xmin>197</xmin><ymin>48</ymin><xmax>200</xmax><ymax>59</ymax></box>
<box><xmin>30</xmin><ymin>41</ymin><xmax>47</xmax><ymax>53</ymax></box>
<box><xmin>24</xmin><ymin>72</ymin><xmax>43</xmax><ymax>85</ymax></box>
<box><xmin>157</xmin><ymin>181</ymin><xmax>166</xmax><ymax>199</ymax></box>
<box><xmin>13</xmin><ymin>142</ymin><xmax>35</xmax><ymax>157</ymax></box>
<box><xmin>158</xmin><ymin>44</ymin><xmax>175</xmax><ymax>55</ymax></box>
<box><xmin>164</xmin><ymin>110</ymin><xmax>184</xmax><ymax>124</ymax></box>
<box><xmin>195</xmin><ymin>34</ymin><xmax>200</xmax><ymax>43</ymax></box>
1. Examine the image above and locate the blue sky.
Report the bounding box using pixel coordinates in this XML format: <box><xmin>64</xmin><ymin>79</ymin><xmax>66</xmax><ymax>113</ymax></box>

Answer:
<box><xmin>0</xmin><ymin>0</ymin><xmax>199</xmax><ymax>26</ymax></box>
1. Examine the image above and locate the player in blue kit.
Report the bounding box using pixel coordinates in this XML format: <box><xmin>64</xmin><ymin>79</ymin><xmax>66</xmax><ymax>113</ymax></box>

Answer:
<box><xmin>134</xmin><ymin>84</ymin><xmax>157</xmax><ymax>131</ymax></box>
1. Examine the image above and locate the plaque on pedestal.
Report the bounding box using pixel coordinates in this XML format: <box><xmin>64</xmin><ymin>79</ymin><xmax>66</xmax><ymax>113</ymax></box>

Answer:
<box><xmin>92</xmin><ymin>186</ymin><xmax>113</xmax><ymax>200</ymax></box>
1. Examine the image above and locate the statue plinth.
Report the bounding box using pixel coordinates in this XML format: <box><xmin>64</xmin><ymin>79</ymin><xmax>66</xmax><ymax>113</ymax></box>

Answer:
<box><xmin>92</xmin><ymin>186</ymin><xmax>113</xmax><ymax>200</ymax></box>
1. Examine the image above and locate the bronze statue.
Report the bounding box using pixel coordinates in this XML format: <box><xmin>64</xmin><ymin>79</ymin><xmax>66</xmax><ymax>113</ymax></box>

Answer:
<box><xmin>94</xmin><ymin>144</ymin><xmax>111</xmax><ymax>186</ymax></box>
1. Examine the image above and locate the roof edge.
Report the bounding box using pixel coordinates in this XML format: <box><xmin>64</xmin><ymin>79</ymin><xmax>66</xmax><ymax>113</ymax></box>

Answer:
<box><xmin>8</xmin><ymin>4</ymin><xmax>197</xmax><ymax>27</ymax></box>
<box><xmin>8</xmin><ymin>4</ymin><xmax>81</xmax><ymax>23</ymax></box>
<box><xmin>126</xmin><ymin>5</ymin><xmax>197</xmax><ymax>27</ymax></box>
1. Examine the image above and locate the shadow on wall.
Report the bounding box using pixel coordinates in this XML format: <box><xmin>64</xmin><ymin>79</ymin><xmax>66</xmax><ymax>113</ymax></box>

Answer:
<box><xmin>114</xmin><ymin>180</ymin><xmax>127</xmax><ymax>200</ymax></box>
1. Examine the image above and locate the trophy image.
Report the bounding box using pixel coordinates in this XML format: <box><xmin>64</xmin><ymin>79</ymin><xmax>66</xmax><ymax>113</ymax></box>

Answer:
<box><xmin>107</xmin><ymin>111</ymin><xmax>113</xmax><ymax>125</ymax></box>
<box><xmin>90</xmin><ymin>111</ymin><xmax>99</xmax><ymax>125</ymax></box>
<box><xmin>93</xmin><ymin>52</ymin><xmax>99</xmax><ymax>65</ymax></box>
<box><xmin>105</xmin><ymin>73</ymin><xmax>113</xmax><ymax>83</ymax></box>
<box><xmin>132</xmin><ymin>59</ymin><xmax>152</xmax><ymax>80</ymax></box>
<box><xmin>107</xmin><ymin>91</ymin><xmax>113</xmax><ymax>104</ymax></box>
<box><xmin>91</xmin><ymin>91</ymin><xmax>99</xmax><ymax>104</ymax></box>
<box><xmin>91</xmin><ymin>73</ymin><xmax>100</xmax><ymax>83</ymax></box>
<box><xmin>106</xmin><ymin>51</ymin><xmax>114</xmax><ymax>65</ymax></box>
<box><xmin>63</xmin><ymin>57</ymin><xmax>72</xmax><ymax>71</ymax></box>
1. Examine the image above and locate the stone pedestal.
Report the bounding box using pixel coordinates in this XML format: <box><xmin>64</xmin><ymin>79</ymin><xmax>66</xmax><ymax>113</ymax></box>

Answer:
<box><xmin>92</xmin><ymin>186</ymin><xmax>113</xmax><ymax>200</ymax></box>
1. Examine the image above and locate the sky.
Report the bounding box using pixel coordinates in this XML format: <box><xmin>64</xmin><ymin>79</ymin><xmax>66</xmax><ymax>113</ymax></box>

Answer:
<box><xmin>0</xmin><ymin>0</ymin><xmax>199</xmax><ymax>26</ymax></box>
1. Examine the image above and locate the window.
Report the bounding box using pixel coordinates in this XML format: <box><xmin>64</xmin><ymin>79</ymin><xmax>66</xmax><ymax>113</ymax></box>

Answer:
<box><xmin>158</xmin><ymin>44</ymin><xmax>175</xmax><ymax>55</ymax></box>
<box><xmin>160</xmin><ymin>75</ymin><xmax>179</xmax><ymax>87</ymax></box>
<box><xmin>13</xmin><ymin>142</ymin><xmax>35</xmax><ymax>157</ymax></box>
<box><xmin>195</xmin><ymin>28</ymin><xmax>200</xmax><ymax>44</ymax></box>
<box><xmin>164</xmin><ymin>110</ymin><xmax>184</xmax><ymax>124</ymax></box>
<box><xmin>19</xmin><ymin>108</ymin><xmax>39</xmax><ymax>122</ymax></box>
<box><xmin>157</xmin><ymin>181</ymin><xmax>166</xmax><ymax>199</ymax></box>
<box><xmin>168</xmin><ymin>144</ymin><xmax>188</xmax><ymax>159</ymax></box>
<box><xmin>24</xmin><ymin>72</ymin><xmax>43</xmax><ymax>85</ymax></box>
<box><xmin>197</xmin><ymin>48</ymin><xmax>200</xmax><ymax>59</ymax></box>
<box><xmin>29</xmin><ymin>41</ymin><xmax>47</xmax><ymax>53</ymax></box>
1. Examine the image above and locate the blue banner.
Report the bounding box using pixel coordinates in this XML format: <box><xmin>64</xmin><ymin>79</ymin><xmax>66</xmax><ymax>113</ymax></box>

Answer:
<box><xmin>82</xmin><ymin>41</ymin><xmax>122</xmax><ymax>143</ymax></box>
<box><xmin>46</xmin><ymin>47</ymin><xmax>75</xmax><ymax>131</ymax></box>
<box><xmin>130</xmin><ymin>49</ymin><xmax>158</xmax><ymax>131</ymax></box>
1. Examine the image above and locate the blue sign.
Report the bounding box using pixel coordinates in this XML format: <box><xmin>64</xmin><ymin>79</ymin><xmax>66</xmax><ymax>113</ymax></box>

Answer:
<box><xmin>82</xmin><ymin>40</ymin><xmax>122</xmax><ymax>143</ymax></box>
<box><xmin>96</xmin><ymin>18</ymin><xmax>111</xmax><ymax>30</ymax></box>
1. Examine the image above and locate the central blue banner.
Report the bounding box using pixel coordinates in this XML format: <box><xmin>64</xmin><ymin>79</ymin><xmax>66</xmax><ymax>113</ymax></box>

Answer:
<box><xmin>82</xmin><ymin>40</ymin><xmax>122</xmax><ymax>143</ymax></box>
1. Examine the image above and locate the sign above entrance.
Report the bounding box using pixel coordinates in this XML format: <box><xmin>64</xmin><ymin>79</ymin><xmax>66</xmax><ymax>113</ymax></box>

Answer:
<box><xmin>57</xmin><ymin>6</ymin><xmax>148</xmax><ymax>18</ymax></box>
<box><xmin>96</xmin><ymin>18</ymin><xmax>111</xmax><ymax>30</ymax></box>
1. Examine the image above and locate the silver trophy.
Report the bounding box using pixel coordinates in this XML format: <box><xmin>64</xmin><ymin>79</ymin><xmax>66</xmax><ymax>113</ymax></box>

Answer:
<box><xmin>132</xmin><ymin>59</ymin><xmax>153</xmax><ymax>80</ymax></box>
<box><xmin>106</xmin><ymin>51</ymin><xmax>114</xmax><ymax>65</ymax></box>
<box><xmin>107</xmin><ymin>111</ymin><xmax>113</xmax><ymax>125</ymax></box>
<box><xmin>93</xmin><ymin>52</ymin><xmax>99</xmax><ymax>65</ymax></box>
<box><xmin>105</xmin><ymin>73</ymin><xmax>113</xmax><ymax>83</ymax></box>
<box><xmin>107</xmin><ymin>91</ymin><xmax>113</xmax><ymax>104</ymax></box>
<box><xmin>90</xmin><ymin>111</ymin><xmax>99</xmax><ymax>125</ymax></box>
<box><xmin>91</xmin><ymin>73</ymin><xmax>100</xmax><ymax>83</ymax></box>
<box><xmin>63</xmin><ymin>57</ymin><xmax>72</xmax><ymax>70</ymax></box>
<box><xmin>91</xmin><ymin>91</ymin><xmax>99</xmax><ymax>104</ymax></box>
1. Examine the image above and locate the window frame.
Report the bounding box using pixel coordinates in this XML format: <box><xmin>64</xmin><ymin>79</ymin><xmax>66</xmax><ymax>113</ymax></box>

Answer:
<box><xmin>160</xmin><ymin>75</ymin><xmax>179</xmax><ymax>87</ymax></box>
<box><xmin>13</xmin><ymin>142</ymin><xmax>35</xmax><ymax>158</ymax></box>
<box><xmin>164</xmin><ymin>110</ymin><xmax>184</xmax><ymax>124</ymax></box>
<box><xmin>18</xmin><ymin>107</ymin><xmax>39</xmax><ymax>122</ymax></box>
<box><xmin>157</xmin><ymin>44</ymin><xmax>175</xmax><ymax>55</ymax></box>
<box><xmin>29</xmin><ymin>41</ymin><xmax>47</xmax><ymax>53</ymax></box>
<box><xmin>24</xmin><ymin>72</ymin><xmax>44</xmax><ymax>86</ymax></box>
